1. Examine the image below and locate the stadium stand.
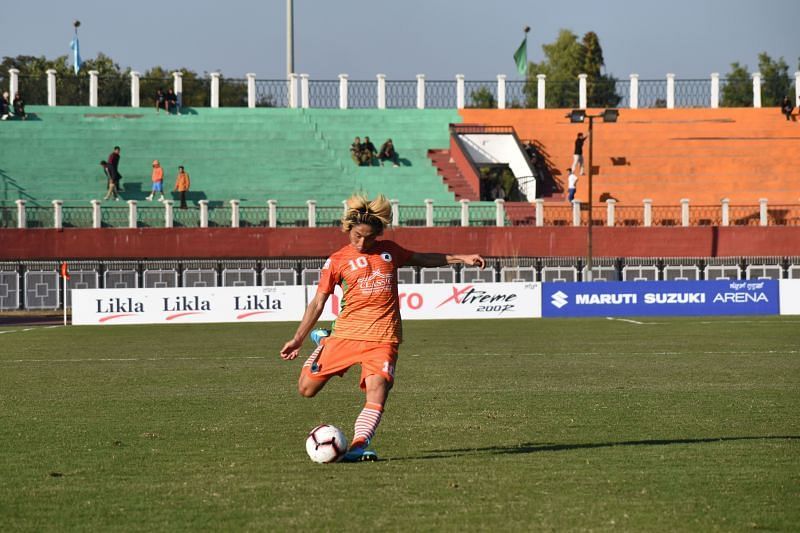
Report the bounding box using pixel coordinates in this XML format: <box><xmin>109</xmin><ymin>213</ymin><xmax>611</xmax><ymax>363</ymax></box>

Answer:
<box><xmin>460</xmin><ymin>108</ymin><xmax>800</xmax><ymax>206</ymax></box>
<box><xmin>0</xmin><ymin>106</ymin><xmax>460</xmax><ymax>209</ymax></box>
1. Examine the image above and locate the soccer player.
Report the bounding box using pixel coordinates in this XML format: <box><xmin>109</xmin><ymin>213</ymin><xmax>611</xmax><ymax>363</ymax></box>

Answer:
<box><xmin>279</xmin><ymin>193</ymin><xmax>485</xmax><ymax>461</ymax></box>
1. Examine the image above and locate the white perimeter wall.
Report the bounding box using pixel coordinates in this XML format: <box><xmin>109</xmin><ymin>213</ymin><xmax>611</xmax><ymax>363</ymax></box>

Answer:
<box><xmin>460</xmin><ymin>134</ymin><xmax>535</xmax><ymax>200</ymax></box>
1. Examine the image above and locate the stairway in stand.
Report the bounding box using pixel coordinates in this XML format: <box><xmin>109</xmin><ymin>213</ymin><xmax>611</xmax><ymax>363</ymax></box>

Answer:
<box><xmin>428</xmin><ymin>149</ymin><xmax>479</xmax><ymax>200</ymax></box>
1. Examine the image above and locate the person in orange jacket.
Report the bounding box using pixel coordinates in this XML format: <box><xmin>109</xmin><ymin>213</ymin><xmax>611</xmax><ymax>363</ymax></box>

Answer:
<box><xmin>146</xmin><ymin>160</ymin><xmax>165</xmax><ymax>201</ymax></box>
<box><xmin>174</xmin><ymin>165</ymin><xmax>191</xmax><ymax>209</ymax></box>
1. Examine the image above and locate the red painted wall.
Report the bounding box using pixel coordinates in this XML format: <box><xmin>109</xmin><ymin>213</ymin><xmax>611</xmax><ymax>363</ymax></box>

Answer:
<box><xmin>1</xmin><ymin>227</ymin><xmax>799</xmax><ymax>260</ymax></box>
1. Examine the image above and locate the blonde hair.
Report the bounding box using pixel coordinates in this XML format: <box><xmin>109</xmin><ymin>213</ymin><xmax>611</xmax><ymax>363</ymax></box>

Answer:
<box><xmin>341</xmin><ymin>193</ymin><xmax>392</xmax><ymax>233</ymax></box>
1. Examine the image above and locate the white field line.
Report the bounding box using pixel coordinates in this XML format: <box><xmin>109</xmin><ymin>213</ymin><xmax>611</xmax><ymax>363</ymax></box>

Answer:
<box><xmin>0</xmin><ymin>325</ymin><xmax>62</xmax><ymax>335</ymax></box>
<box><xmin>606</xmin><ymin>317</ymin><xmax>652</xmax><ymax>325</ymax></box>
<box><xmin>1</xmin><ymin>356</ymin><xmax>269</xmax><ymax>364</ymax></box>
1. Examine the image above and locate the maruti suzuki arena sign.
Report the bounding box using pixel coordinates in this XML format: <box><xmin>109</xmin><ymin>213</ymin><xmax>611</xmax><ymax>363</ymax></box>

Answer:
<box><xmin>542</xmin><ymin>280</ymin><xmax>779</xmax><ymax>318</ymax></box>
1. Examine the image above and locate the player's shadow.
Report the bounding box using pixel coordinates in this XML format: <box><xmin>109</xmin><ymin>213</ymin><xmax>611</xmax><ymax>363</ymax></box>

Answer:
<box><xmin>396</xmin><ymin>435</ymin><xmax>800</xmax><ymax>461</ymax></box>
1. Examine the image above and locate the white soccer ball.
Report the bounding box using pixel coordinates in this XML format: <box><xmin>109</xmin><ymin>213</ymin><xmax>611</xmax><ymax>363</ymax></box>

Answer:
<box><xmin>306</xmin><ymin>424</ymin><xmax>347</xmax><ymax>464</ymax></box>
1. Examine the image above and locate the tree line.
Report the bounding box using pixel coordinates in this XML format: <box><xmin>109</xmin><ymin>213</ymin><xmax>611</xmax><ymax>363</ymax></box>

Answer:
<box><xmin>0</xmin><ymin>54</ymin><xmax>256</xmax><ymax>107</ymax></box>
<box><xmin>469</xmin><ymin>29</ymin><xmax>797</xmax><ymax>109</ymax></box>
<box><xmin>1</xmin><ymin>35</ymin><xmax>796</xmax><ymax>109</ymax></box>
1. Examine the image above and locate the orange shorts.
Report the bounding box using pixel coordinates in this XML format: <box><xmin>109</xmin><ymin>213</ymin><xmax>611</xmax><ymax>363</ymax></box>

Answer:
<box><xmin>302</xmin><ymin>336</ymin><xmax>398</xmax><ymax>391</ymax></box>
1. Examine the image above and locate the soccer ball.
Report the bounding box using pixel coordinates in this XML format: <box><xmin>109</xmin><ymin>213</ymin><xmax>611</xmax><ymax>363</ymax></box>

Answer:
<box><xmin>306</xmin><ymin>424</ymin><xmax>347</xmax><ymax>464</ymax></box>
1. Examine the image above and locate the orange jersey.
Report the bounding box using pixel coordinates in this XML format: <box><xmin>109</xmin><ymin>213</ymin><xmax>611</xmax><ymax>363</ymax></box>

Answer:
<box><xmin>318</xmin><ymin>240</ymin><xmax>413</xmax><ymax>343</ymax></box>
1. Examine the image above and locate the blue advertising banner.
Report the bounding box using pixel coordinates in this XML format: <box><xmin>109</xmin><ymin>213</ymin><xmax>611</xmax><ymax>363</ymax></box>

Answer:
<box><xmin>542</xmin><ymin>280</ymin><xmax>779</xmax><ymax>318</ymax></box>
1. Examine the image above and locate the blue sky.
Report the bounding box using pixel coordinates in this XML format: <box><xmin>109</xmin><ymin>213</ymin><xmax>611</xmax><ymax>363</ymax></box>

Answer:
<box><xmin>2</xmin><ymin>0</ymin><xmax>798</xmax><ymax>81</ymax></box>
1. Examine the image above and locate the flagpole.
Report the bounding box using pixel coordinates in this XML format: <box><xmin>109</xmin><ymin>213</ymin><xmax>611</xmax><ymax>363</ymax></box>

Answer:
<box><xmin>61</xmin><ymin>261</ymin><xmax>69</xmax><ymax>326</ymax></box>
<box><xmin>63</xmin><ymin>265</ymin><xmax>67</xmax><ymax>326</ymax></box>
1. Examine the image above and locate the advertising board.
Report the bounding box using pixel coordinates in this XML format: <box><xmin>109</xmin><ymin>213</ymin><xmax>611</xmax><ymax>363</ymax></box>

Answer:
<box><xmin>541</xmin><ymin>280</ymin><xmax>779</xmax><ymax>318</ymax></box>
<box><xmin>72</xmin><ymin>286</ymin><xmax>307</xmax><ymax>325</ymax></box>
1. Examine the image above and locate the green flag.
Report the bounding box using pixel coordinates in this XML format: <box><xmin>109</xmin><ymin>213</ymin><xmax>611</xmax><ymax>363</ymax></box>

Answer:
<box><xmin>513</xmin><ymin>37</ymin><xmax>527</xmax><ymax>76</ymax></box>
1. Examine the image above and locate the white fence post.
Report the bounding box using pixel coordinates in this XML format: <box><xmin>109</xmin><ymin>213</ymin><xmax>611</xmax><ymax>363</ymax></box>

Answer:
<box><xmin>91</xmin><ymin>199</ymin><xmax>101</xmax><ymax>229</ymax></box>
<box><xmin>759</xmin><ymin>198</ymin><xmax>768</xmax><ymax>226</ymax></box>
<box><xmin>89</xmin><ymin>70</ymin><xmax>99</xmax><ymax>107</ymax></box>
<box><xmin>537</xmin><ymin>74</ymin><xmax>546</xmax><ymax>109</ymax></box>
<box><xmin>268</xmin><ymin>199</ymin><xmax>277</xmax><ymax>228</ymax></box>
<box><xmin>456</xmin><ymin>74</ymin><xmax>465</xmax><ymax>109</ymax></box>
<box><xmin>572</xmin><ymin>201</ymin><xmax>581</xmax><ymax>227</ymax></box>
<box><xmin>210</xmin><ymin>72</ymin><xmax>220</xmax><ymax>108</ymax></box>
<box><xmin>301</xmin><ymin>74</ymin><xmax>310</xmax><ymax>108</ymax></box>
<box><xmin>607</xmin><ymin>199</ymin><xmax>616</xmax><ymax>226</ymax></box>
<box><xmin>795</xmin><ymin>71</ymin><xmax>800</xmax><ymax>108</ymax></box>
<box><xmin>289</xmin><ymin>73</ymin><xmax>298</xmax><ymax>109</ymax></box>
<box><xmin>425</xmin><ymin>199</ymin><xmax>434</xmax><ymax>227</ymax></box>
<box><xmin>666</xmin><ymin>73</ymin><xmax>675</xmax><ymax>109</ymax></box>
<box><xmin>721</xmin><ymin>198</ymin><xmax>730</xmax><ymax>226</ymax></box>
<box><xmin>172</xmin><ymin>71</ymin><xmax>183</xmax><ymax>110</ymax></box>
<box><xmin>416</xmin><ymin>74</ymin><xmax>425</xmax><ymax>110</ymax></box>
<box><xmin>307</xmin><ymin>200</ymin><xmax>317</xmax><ymax>228</ymax></box>
<box><xmin>497</xmin><ymin>74</ymin><xmax>506</xmax><ymax>109</ymax></box>
<box><xmin>752</xmin><ymin>72</ymin><xmax>762</xmax><ymax>108</ymax></box>
<box><xmin>710</xmin><ymin>73</ymin><xmax>720</xmax><ymax>109</ymax></box>
<box><xmin>164</xmin><ymin>200</ymin><xmax>174</xmax><ymax>228</ymax></box>
<box><xmin>52</xmin><ymin>200</ymin><xmax>63</xmax><ymax>229</ymax></box>
<box><xmin>338</xmin><ymin>74</ymin><xmax>348</xmax><ymax>109</ymax></box>
<box><xmin>15</xmin><ymin>199</ymin><xmax>26</xmax><ymax>229</ymax></box>
<box><xmin>46</xmin><ymin>69</ymin><xmax>57</xmax><ymax>106</ymax></box>
<box><xmin>230</xmin><ymin>199</ymin><xmax>240</xmax><ymax>228</ymax></box>
<box><xmin>535</xmin><ymin>198</ymin><xmax>544</xmax><ymax>227</ymax></box>
<box><xmin>643</xmin><ymin>199</ymin><xmax>652</xmax><ymax>227</ymax></box>
<box><xmin>495</xmin><ymin>198</ymin><xmax>505</xmax><ymax>227</ymax></box>
<box><xmin>578</xmin><ymin>73</ymin><xmax>588</xmax><ymax>109</ymax></box>
<box><xmin>246</xmin><ymin>73</ymin><xmax>256</xmax><ymax>108</ymax></box>
<box><xmin>130</xmin><ymin>71</ymin><xmax>140</xmax><ymax>108</ymax></box>
<box><xmin>629</xmin><ymin>74</ymin><xmax>639</xmax><ymax>109</ymax></box>
<box><xmin>680</xmin><ymin>198</ymin><xmax>690</xmax><ymax>227</ymax></box>
<box><xmin>9</xmin><ymin>68</ymin><xmax>19</xmax><ymax>102</ymax></box>
<box><xmin>390</xmin><ymin>199</ymin><xmax>400</xmax><ymax>227</ymax></box>
<box><xmin>199</xmin><ymin>200</ymin><xmax>209</xmax><ymax>228</ymax></box>
<box><xmin>377</xmin><ymin>74</ymin><xmax>386</xmax><ymax>109</ymax></box>
<box><xmin>460</xmin><ymin>199</ymin><xmax>470</xmax><ymax>227</ymax></box>
<box><xmin>127</xmin><ymin>200</ymin><xmax>137</xmax><ymax>228</ymax></box>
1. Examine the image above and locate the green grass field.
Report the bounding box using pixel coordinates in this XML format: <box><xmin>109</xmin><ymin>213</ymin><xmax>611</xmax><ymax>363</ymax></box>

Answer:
<box><xmin>1</xmin><ymin>317</ymin><xmax>798</xmax><ymax>532</ymax></box>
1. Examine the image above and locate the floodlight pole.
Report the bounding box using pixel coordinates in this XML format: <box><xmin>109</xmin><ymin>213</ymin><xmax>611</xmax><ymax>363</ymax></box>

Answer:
<box><xmin>586</xmin><ymin>115</ymin><xmax>595</xmax><ymax>281</ymax></box>
<box><xmin>286</xmin><ymin>0</ymin><xmax>294</xmax><ymax>78</ymax></box>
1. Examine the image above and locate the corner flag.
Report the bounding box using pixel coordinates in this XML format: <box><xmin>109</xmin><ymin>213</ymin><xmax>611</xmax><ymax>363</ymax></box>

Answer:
<box><xmin>70</xmin><ymin>32</ymin><xmax>82</xmax><ymax>74</ymax></box>
<box><xmin>513</xmin><ymin>37</ymin><xmax>527</xmax><ymax>76</ymax></box>
<box><xmin>60</xmin><ymin>261</ymin><xmax>70</xmax><ymax>280</ymax></box>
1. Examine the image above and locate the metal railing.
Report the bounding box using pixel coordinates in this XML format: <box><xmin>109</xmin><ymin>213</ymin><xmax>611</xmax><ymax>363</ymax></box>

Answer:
<box><xmin>5</xmin><ymin>200</ymin><xmax>798</xmax><ymax>229</ymax></box>
<box><xmin>8</xmin><ymin>74</ymin><xmax>788</xmax><ymax>109</ymax></box>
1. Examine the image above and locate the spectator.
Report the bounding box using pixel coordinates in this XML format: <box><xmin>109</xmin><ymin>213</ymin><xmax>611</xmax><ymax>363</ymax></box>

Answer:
<box><xmin>166</xmin><ymin>88</ymin><xmax>179</xmax><ymax>115</ymax></box>
<box><xmin>174</xmin><ymin>165</ymin><xmax>191</xmax><ymax>209</ymax></box>
<box><xmin>490</xmin><ymin>181</ymin><xmax>505</xmax><ymax>200</ymax></box>
<box><xmin>378</xmin><ymin>138</ymin><xmax>400</xmax><ymax>167</ymax></box>
<box><xmin>0</xmin><ymin>92</ymin><xmax>9</xmax><ymax>120</ymax></box>
<box><xmin>100</xmin><ymin>161</ymin><xmax>120</xmax><ymax>201</ymax></box>
<box><xmin>571</xmin><ymin>132</ymin><xmax>588</xmax><ymax>175</ymax></box>
<box><xmin>362</xmin><ymin>136</ymin><xmax>377</xmax><ymax>165</ymax></box>
<box><xmin>155</xmin><ymin>89</ymin><xmax>168</xmax><ymax>113</ymax></box>
<box><xmin>350</xmin><ymin>136</ymin><xmax>365</xmax><ymax>166</ymax></box>
<box><xmin>146</xmin><ymin>160</ymin><xmax>165</xmax><ymax>201</ymax></box>
<box><xmin>781</xmin><ymin>96</ymin><xmax>794</xmax><ymax>121</ymax></box>
<box><xmin>567</xmin><ymin>168</ymin><xmax>578</xmax><ymax>203</ymax></box>
<box><xmin>107</xmin><ymin>146</ymin><xmax>123</xmax><ymax>192</ymax></box>
<box><xmin>12</xmin><ymin>93</ymin><xmax>26</xmax><ymax>120</ymax></box>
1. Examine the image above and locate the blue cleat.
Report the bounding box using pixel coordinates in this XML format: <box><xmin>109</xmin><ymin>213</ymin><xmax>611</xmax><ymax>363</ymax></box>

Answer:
<box><xmin>310</xmin><ymin>328</ymin><xmax>330</xmax><ymax>347</ymax></box>
<box><xmin>342</xmin><ymin>438</ymin><xmax>378</xmax><ymax>462</ymax></box>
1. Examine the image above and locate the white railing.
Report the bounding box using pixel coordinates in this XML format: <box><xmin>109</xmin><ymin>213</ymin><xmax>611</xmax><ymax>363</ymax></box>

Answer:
<box><xmin>9</xmin><ymin>198</ymin><xmax>798</xmax><ymax>229</ymax></box>
<box><xmin>13</xmin><ymin>69</ymin><xmax>799</xmax><ymax>109</ymax></box>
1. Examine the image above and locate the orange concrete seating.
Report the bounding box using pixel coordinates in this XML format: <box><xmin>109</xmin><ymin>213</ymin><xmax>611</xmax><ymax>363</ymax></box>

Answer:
<box><xmin>460</xmin><ymin>108</ymin><xmax>799</xmax><ymax>207</ymax></box>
